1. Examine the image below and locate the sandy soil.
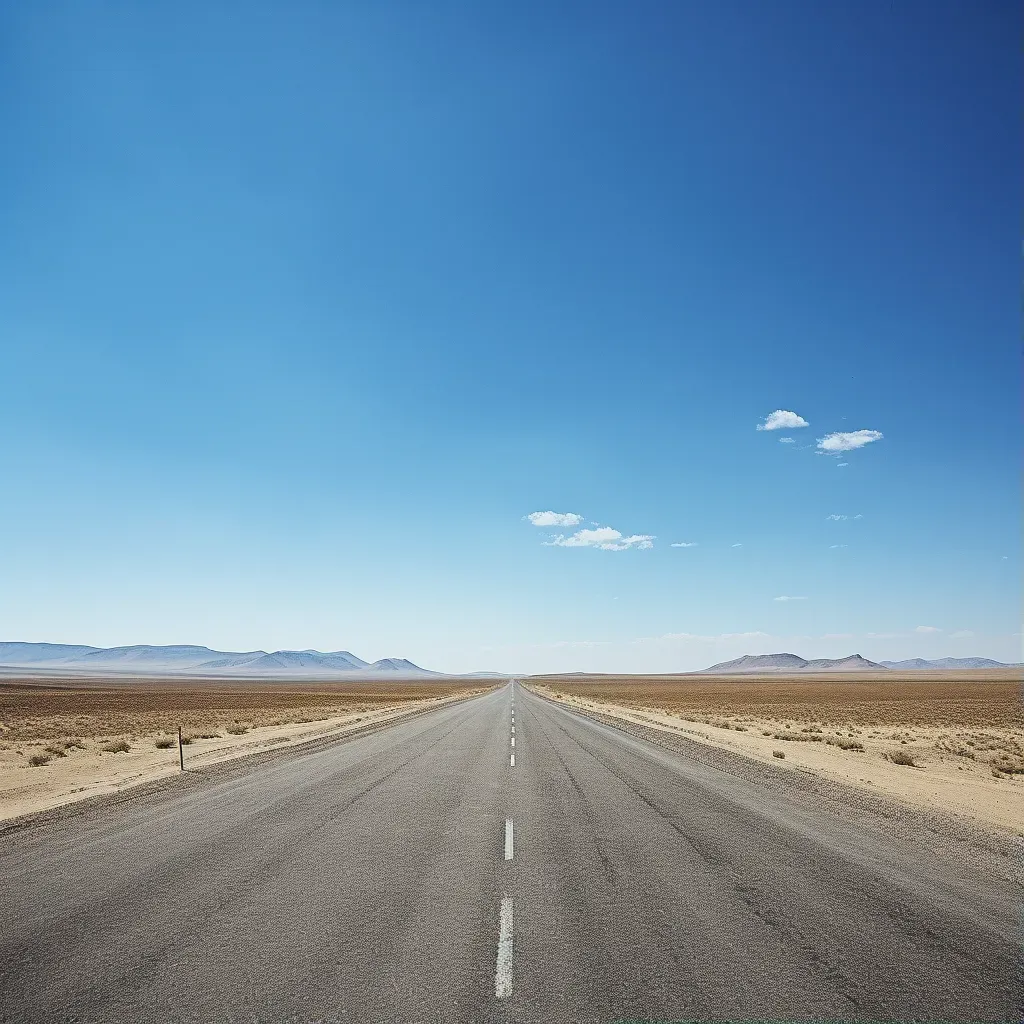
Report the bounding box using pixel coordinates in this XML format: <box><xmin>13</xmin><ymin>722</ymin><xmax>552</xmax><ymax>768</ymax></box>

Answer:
<box><xmin>0</xmin><ymin>691</ymin><xmax>480</xmax><ymax>822</ymax></box>
<box><xmin>530</xmin><ymin>684</ymin><xmax>1024</xmax><ymax>835</ymax></box>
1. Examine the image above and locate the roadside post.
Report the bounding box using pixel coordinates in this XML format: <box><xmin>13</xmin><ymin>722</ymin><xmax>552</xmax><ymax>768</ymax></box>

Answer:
<box><xmin>178</xmin><ymin>726</ymin><xmax>184</xmax><ymax>770</ymax></box>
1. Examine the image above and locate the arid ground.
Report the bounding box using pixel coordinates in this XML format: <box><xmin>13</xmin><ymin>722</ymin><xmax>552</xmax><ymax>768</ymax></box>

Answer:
<box><xmin>0</xmin><ymin>675</ymin><xmax>494</xmax><ymax>820</ymax></box>
<box><xmin>528</xmin><ymin>670</ymin><xmax>1023</xmax><ymax>833</ymax></box>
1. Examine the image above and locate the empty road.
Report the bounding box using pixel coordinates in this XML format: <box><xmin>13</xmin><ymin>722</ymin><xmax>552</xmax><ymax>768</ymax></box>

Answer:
<box><xmin>1</xmin><ymin>681</ymin><xmax>1019</xmax><ymax>1022</ymax></box>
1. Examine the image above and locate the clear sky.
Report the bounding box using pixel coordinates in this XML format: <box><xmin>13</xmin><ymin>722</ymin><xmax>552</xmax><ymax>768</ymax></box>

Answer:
<box><xmin>1</xmin><ymin>1</ymin><xmax>1019</xmax><ymax>673</ymax></box>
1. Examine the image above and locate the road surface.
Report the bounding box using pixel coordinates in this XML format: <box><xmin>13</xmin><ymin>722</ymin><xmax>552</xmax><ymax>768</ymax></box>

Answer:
<box><xmin>1</xmin><ymin>681</ymin><xmax>1019</xmax><ymax>1022</ymax></box>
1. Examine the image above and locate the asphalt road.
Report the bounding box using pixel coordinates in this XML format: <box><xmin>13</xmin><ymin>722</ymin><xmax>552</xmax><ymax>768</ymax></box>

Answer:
<box><xmin>1</xmin><ymin>681</ymin><xmax>1019</xmax><ymax>1023</ymax></box>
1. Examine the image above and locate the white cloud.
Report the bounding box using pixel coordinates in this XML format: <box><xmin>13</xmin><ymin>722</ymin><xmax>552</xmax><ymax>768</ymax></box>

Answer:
<box><xmin>671</xmin><ymin>541</ymin><xmax>698</xmax><ymax>548</ymax></box>
<box><xmin>731</xmin><ymin>543</ymin><xmax>743</xmax><ymax>548</ymax></box>
<box><xmin>778</xmin><ymin>437</ymin><xmax>796</xmax><ymax>444</ymax></box>
<box><xmin>773</xmin><ymin>595</ymin><xmax>808</xmax><ymax>602</ymax></box>
<box><xmin>547</xmin><ymin>526</ymin><xmax>654</xmax><ymax>551</ymax></box>
<box><xmin>949</xmin><ymin>630</ymin><xmax>975</xmax><ymax>640</ymax></box>
<box><xmin>914</xmin><ymin>625</ymin><xmax>941</xmax><ymax>634</ymax></box>
<box><xmin>757</xmin><ymin>410</ymin><xmax>809</xmax><ymax>431</ymax></box>
<box><xmin>526</xmin><ymin>511</ymin><xmax>582</xmax><ymax>527</ymax></box>
<box><xmin>829</xmin><ymin>544</ymin><xmax>847</xmax><ymax>549</ymax></box>
<box><xmin>837</xmin><ymin>462</ymin><xmax>849</xmax><ymax>467</ymax></box>
<box><xmin>826</xmin><ymin>514</ymin><xmax>848</xmax><ymax>521</ymax></box>
<box><xmin>817</xmin><ymin>429</ymin><xmax>883</xmax><ymax>453</ymax></box>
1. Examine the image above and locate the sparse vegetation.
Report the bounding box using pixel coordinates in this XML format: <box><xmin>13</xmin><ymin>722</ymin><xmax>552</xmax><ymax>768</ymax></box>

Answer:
<box><xmin>0</xmin><ymin>678</ymin><xmax>487</xmax><ymax>746</ymax></box>
<box><xmin>100</xmin><ymin>740</ymin><xmax>131</xmax><ymax>754</ymax></box>
<box><xmin>225</xmin><ymin>722</ymin><xmax>249</xmax><ymax>735</ymax></box>
<box><xmin>772</xmin><ymin>750</ymin><xmax>785</xmax><ymax>759</ymax></box>
<box><xmin>154</xmin><ymin>736</ymin><xmax>175</xmax><ymax>749</ymax></box>
<box><xmin>27</xmin><ymin>753</ymin><xmax>52</xmax><ymax>767</ymax></box>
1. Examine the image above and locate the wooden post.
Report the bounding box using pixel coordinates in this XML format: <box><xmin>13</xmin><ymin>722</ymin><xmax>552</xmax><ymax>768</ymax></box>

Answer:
<box><xmin>178</xmin><ymin>726</ymin><xmax>184</xmax><ymax>771</ymax></box>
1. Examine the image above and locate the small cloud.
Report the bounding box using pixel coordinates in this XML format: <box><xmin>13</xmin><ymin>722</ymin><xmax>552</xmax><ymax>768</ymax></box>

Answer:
<box><xmin>829</xmin><ymin>544</ymin><xmax>847</xmax><ymax>549</ymax></box>
<box><xmin>547</xmin><ymin>526</ymin><xmax>654</xmax><ymax>551</ymax></box>
<box><xmin>915</xmin><ymin>625</ymin><xmax>941</xmax><ymax>634</ymax></box>
<box><xmin>773</xmin><ymin>595</ymin><xmax>808</xmax><ymax>602</ymax></box>
<box><xmin>817</xmin><ymin>429</ymin><xmax>883</xmax><ymax>453</ymax></box>
<box><xmin>826</xmin><ymin>514</ymin><xmax>848</xmax><ymax>521</ymax></box>
<box><xmin>949</xmin><ymin>630</ymin><xmax>975</xmax><ymax>640</ymax></box>
<box><xmin>671</xmin><ymin>542</ymin><xmax>698</xmax><ymax>548</ymax></box>
<box><xmin>731</xmin><ymin>543</ymin><xmax>743</xmax><ymax>548</ymax></box>
<box><xmin>526</xmin><ymin>511</ymin><xmax>582</xmax><ymax>527</ymax></box>
<box><xmin>757</xmin><ymin>410</ymin><xmax>809</xmax><ymax>431</ymax></box>
<box><xmin>778</xmin><ymin>437</ymin><xmax>796</xmax><ymax>444</ymax></box>
<box><xmin>854</xmin><ymin>514</ymin><xmax>863</xmax><ymax>519</ymax></box>
<box><xmin>837</xmin><ymin>462</ymin><xmax>849</xmax><ymax>467</ymax></box>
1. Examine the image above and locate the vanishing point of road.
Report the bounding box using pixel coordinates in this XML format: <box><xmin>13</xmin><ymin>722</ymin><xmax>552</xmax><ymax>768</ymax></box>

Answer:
<box><xmin>1</xmin><ymin>681</ymin><xmax>1019</xmax><ymax>1022</ymax></box>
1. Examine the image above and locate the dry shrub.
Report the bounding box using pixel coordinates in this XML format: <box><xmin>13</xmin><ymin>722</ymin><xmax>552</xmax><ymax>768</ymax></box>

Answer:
<box><xmin>28</xmin><ymin>753</ymin><xmax>51</xmax><ymax>767</ymax></box>
<box><xmin>885</xmin><ymin>749</ymin><xmax>917</xmax><ymax>767</ymax></box>
<box><xmin>827</xmin><ymin>737</ymin><xmax>864</xmax><ymax>751</ymax></box>
<box><xmin>225</xmin><ymin>723</ymin><xmax>249</xmax><ymax>735</ymax></box>
<box><xmin>101</xmin><ymin>739</ymin><xmax>131</xmax><ymax>754</ymax></box>
<box><xmin>154</xmin><ymin>736</ymin><xmax>175</xmax><ymax>749</ymax></box>
<box><xmin>772</xmin><ymin>750</ymin><xmax>786</xmax><ymax>759</ymax></box>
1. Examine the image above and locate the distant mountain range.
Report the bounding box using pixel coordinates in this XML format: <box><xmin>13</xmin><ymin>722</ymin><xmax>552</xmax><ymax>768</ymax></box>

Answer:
<box><xmin>0</xmin><ymin>643</ymin><xmax>437</xmax><ymax>677</ymax></box>
<box><xmin>878</xmin><ymin>657</ymin><xmax>1014</xmax><ymax>670</ymax></box>
<box><xmin>701</xmin><ymin>653</ymin><xmax>1017</xmax><ymax>674</ymax></box>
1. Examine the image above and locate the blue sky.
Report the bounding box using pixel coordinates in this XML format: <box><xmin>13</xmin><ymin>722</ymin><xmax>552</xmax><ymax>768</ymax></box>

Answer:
<box><xmin>1</xmin><ymin>1</ymin><xmax>1019</xmax><ymax>672</ymax></box>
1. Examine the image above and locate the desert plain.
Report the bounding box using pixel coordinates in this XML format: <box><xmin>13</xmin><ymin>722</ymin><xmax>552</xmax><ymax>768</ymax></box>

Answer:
<box><xmin>528</xmin><ymin>669</ymin><xmax>1023</xmax><ymax>833</ymax></box>
<box><xmin>0</xmin><ymin>675</ymin><xmax>493</xmax><ymax>821</ymax></box>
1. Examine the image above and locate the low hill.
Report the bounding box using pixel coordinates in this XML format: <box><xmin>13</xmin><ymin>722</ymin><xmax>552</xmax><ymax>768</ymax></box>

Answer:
<box><xmin>366</xmin><ymin>658</ymin><xmax>434</xmax><ymax>675</ymax></box>
<box><xmin>702</xmin><ymin>653</ymin><xmax>885</xmax><ymax>673</ymax></box>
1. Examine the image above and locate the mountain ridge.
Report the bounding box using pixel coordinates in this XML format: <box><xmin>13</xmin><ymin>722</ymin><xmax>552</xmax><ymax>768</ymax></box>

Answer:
<box><xmin>702</xmin><ymin>653</ymin><xmax>885</xmax><ymax>673</ymax></box>
<box><xmin>879</xmin><ymin>657</ymin><xmax>1015</xmax><ymax>670</ymax></box>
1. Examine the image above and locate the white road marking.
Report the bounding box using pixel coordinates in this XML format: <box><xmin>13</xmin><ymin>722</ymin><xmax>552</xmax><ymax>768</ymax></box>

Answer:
<box><xmin>504</xmin><ymin>819</ymin><xmax>514</xmax><ymax>860</ymax></box>
<box><xmin>510</xmin><ymin>752</ymin><xmax>515</xmax><ymax>767</ymax></box>
<box><xmin>510</xmin><ymin>736</ymin><xmax>515</xmax><ymax>747</ymax></box>
<box><xmin>511</xmin><ymin>725</ymin><xmax>515</xmax><ymax>734</ymax></box>
<box><xmin>495</xmin><ymin>897</ymin><xmax>513</xmax><ymax>998</ymax></box>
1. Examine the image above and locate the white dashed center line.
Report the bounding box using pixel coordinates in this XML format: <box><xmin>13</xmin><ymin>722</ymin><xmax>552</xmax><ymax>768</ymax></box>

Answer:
<box><xmin>504</xmin><ymin>818</ymin><xmax>514</xmax><ymax>860</ymax></box>
<box><xmin>495</xmin><ymin>897</ymin><xmax>514</xmax><ymax>999</ymax></box>
<box><xmin>510</xmin><ymin>752</ymin><xmax>515</xmax><ymax>767</ymax></box>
